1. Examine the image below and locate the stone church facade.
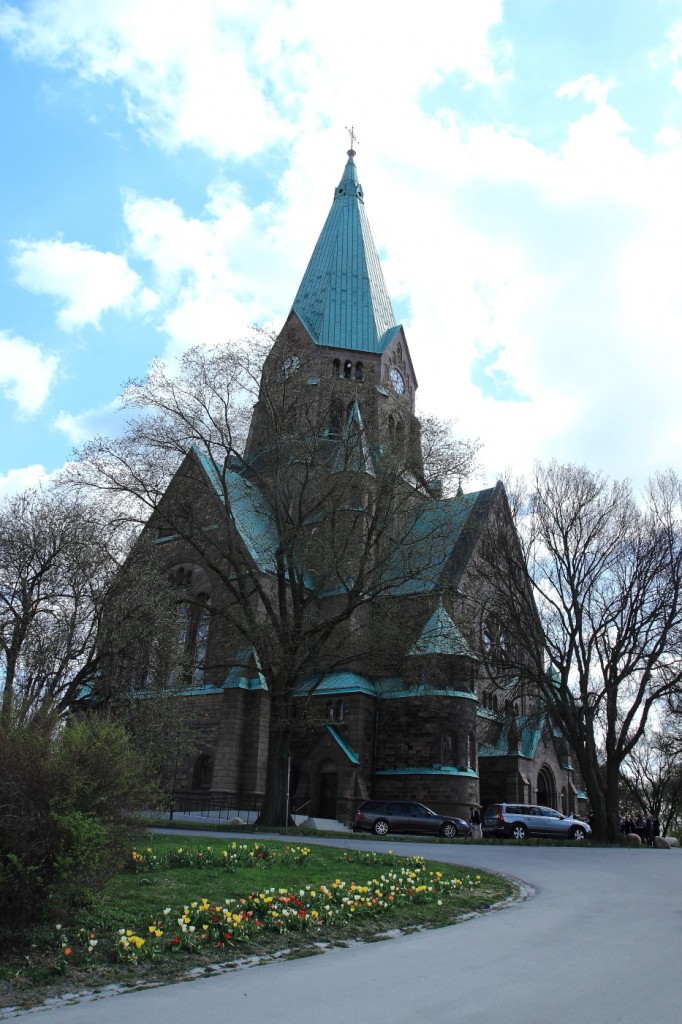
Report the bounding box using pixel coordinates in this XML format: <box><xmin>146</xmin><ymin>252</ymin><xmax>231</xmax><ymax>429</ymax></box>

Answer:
<box><xmin>148</xmin><ymin>148</ymin><xmax>587</xmax><ymax>824</ymax></box>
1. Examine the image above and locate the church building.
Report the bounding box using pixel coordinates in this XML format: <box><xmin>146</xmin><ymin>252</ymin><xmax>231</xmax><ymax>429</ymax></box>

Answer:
<box><xmin>147</xmin><ymin>146</ymin><xmax>587</xmax><ymax>825</ymax></box>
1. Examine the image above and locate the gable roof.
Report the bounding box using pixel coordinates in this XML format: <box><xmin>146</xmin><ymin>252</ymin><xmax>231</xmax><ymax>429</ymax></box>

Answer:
<box><xmin>193</xmin><ymin>448</ymin><xmax>279</xmax><ymax>573</ymax></box>
<box><xmin>330</xmin><ymin>398</ymin><xmax>375</xmax><ymax>476</ymax></box>
<box><xmin>407</xmin><ymin>604</ymin><xmax>479</xmax><ymax>659</ymax></box>
<box><xmin>382</xmin><ymin>486</ymin><xmax>496</xmax><ymax>595</ymax></box>
<box><xmin>291</xmin><ymin>150</ymin><xmax>399</xmax><ymax>354</ymax></box>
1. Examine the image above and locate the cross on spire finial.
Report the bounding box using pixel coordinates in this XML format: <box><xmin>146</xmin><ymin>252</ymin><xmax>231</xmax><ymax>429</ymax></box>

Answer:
<box><xmin>345</xmin><ymin>124</ymin><xmax>358</xmax><ymax>154</ymax></box>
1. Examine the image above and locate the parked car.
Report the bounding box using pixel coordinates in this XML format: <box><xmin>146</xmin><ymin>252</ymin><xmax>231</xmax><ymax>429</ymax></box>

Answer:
<box><xmin>352</xmin><ymin>800</ymin><xmax>471</xmax><ymax>838</ymax></box>
<box><xmin>482</xmin><ymin>803</ymin><xmax>591</xmax><ymax>841</ymax></box>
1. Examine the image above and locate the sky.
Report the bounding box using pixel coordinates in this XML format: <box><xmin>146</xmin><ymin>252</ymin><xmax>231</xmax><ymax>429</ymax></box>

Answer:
<box><xmin>2</xmin><ymin>0</ymin><xmax>682</xmax><ymax>498</ymax></box>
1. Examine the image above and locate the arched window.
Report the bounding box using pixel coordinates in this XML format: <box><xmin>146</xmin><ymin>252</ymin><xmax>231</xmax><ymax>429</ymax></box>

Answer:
<box><xmin>462</xmin><ymin>733</ymin><xmax>470</xmax><ymax>769</ymax></box>
<box><xmin>332</xmin><ymin>358</ymin><xmax>340</xmax><ymax>376</ymax></box>
<box><xmin>192</xmin><ymin>753</ymin><xmax>213</xmax><ymax>790</ymax></box>
<box><xmin>329</xmin><ymin>399</ymin><xmax>343</xmax><ymax>437</ymax></box>
<box><xmin>191</xmin><ymin>599</ymin><xmax>211</xmax><ymax>684</ymax></box>
<box><xmin>176</xmin><ymin>590</ymin><xmax>211</xmax><ymax>684</ymax></box>
<box><xmin>442</xmin><ymin>732</ymin><xmax>456</xmax><ymax>765</ymax></box>
<box><xmin>469</xmin><ymin>732</ymin><xmax>477</xmax><ymax>771</ymax></box>
<box><xmin>343</xmin><ymin>360</ymin><xmax>352</xmax><ymax>379</ymax></box>
<box><xmin>326</xmin><ymin>702</ymin><xmax>335</xmax><ymax>721</ymax></box>
<box><xmin>172</xmin><ymin>566</ymin><xmax>193</xmax><ymax>589</ymax></box>
<box><xmin>336</xmin><ymin>699</ymin><xmax>345</xmax><ymax>722</ymax></box>
<box><xmin>355</xmin><ymin>361</ymin><xmax>364</xmax><ymax>381</ymax></box>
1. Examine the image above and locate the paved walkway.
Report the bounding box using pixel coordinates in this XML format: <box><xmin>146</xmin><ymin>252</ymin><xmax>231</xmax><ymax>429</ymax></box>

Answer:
<box><xmin>8</xmin><ymin>832</ymin><xmax>681</xmax><ymax>1023</ymax></box>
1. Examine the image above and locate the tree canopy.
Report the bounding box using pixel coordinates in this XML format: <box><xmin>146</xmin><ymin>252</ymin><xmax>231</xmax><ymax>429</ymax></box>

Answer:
<box><xmin>475</xmin><ymin>462</ymin><xmax>682</xmax><ymax>841</ymax></box>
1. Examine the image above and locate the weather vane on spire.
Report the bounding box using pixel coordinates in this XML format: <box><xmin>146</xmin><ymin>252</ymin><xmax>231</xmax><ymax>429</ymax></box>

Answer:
<box><xmin>345</xmin><ymin>124</ymin><xmax>358</xmax><ymax>153</ymax></box>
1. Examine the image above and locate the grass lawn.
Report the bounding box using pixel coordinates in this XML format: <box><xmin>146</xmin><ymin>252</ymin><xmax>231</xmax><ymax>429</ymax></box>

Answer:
<box><xmin>0</xmin><ymin>834</ymin><xmax>515</xmax><ymax>1011</ymax></box>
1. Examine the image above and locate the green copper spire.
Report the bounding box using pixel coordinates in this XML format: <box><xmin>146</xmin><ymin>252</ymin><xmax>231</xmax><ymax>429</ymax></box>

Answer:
<box><xmin>291</xmin><ymin>149</ymin><xmax>398</xmax><ymax>354</ymax></box>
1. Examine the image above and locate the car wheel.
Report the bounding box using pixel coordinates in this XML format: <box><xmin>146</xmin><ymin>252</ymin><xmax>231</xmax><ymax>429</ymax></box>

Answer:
<box><xmin>511</xmin><ymin>824</ymin><xmax>527</xmax><ymax>840</ymax></box>
<box><xmin>570</xmin><ymin>825</ymin><xmax>587</xmax><ymax>841</ymax></box>
<box><xmin>440</xmin><ymin>822</ymin><xmax>458</xmax><ymax>839</ymax></box>
<box><xmin>373</xmin><ymin>819</ymin><xmax>390</xmax><ymax>836</ymax></box>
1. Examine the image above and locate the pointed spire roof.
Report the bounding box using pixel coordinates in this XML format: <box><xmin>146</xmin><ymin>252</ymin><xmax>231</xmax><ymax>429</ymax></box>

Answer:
<box><xmin>291</xmin><ymin>149</ymin><xmax>398</xmax><ymax>354</ymax></box>
<box><xmin>407</xmin><ymin>604</ymin><xmax>479</xmax><ymax>660</ymax></box>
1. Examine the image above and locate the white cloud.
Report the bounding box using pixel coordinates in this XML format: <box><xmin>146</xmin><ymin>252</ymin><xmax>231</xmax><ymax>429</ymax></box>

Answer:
<box><xmin>556</xmin><ymin>73</ymin><xmax>615</xmax><ymax>106</ymax></box>
<box><xmin>0</xmin><ymin>0</ymin><xmax>506</xmax><ymax>157</ymax></box>
<box><xmin>3</xmin><ymin>2</ymin><xmax>682</xmax><ymax>491</ymax></box>
<box><xmin>0</xmin><ymin>464</ymin><xmax>51</xmax><ymax>498</ymax></box>
<box><xmin>10</xmin><ymin>238</ymin><xmax>157</xmax><ymax>331</ymax></box>
<box><xmin>0</xmin><ymin>330</ymin><xmax>58</xmax><ymax>414</ymax></box>
<box><xmin>122</xmin><ymin>185</ymin><xmax>280</xmax><ymax>357</ymax></box>
<box><xmin>52</xmin><ymin>399</ymin><xmax>124</xmax><ymax>445</ymax></box>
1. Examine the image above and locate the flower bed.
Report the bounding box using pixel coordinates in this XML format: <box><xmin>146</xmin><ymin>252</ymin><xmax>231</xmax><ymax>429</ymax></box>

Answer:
<box><xmin>54</xmin><ymin>844</ymin><xmax>482</xmax><ymax>965</ymax></box>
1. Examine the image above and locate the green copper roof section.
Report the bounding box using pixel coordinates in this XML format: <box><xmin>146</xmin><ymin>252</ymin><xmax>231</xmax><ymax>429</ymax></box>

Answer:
<box><xmin>223</xmin><ymin>647</ymin><xmax>268</xmax><ymax>691</ymax></box>
<box><xmin>407</xmin><ymin>604</ymin><xmax>479</xmax><ymax>659</ymax></box>
<box><xmin>326</xmin><ymin>725</ymin><xmax>360</xmax><ymax>765</ymax></box>
<box><xmin>294</xmin><ymin>672</ymin><xmax>376</xmax><ymax>697</ymax></box>
<box><xmin>381</xmin><ymin>487</ymin><xmax>495</xmax><ymax>596</ymax></box>
<box><xmin>193</xmin><ymin>448</ymin><xmax>279</xmax><ymax>574</ymax></box>
<box><xmin>477</xmin><ymin>714</ymin><xmax>544</xmax><ymax>760</ymax></box>
<box><xmin>291</xmin><ymin>150</ymin><xmax>398</xmax><ymax>354</ymax></box>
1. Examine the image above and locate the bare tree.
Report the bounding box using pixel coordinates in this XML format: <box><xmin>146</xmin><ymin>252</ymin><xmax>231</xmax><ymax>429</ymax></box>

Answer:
<box><xmin>474</xmin><ymin>462</ymin><xmax>682</xmax><ymax>842</ymax></box>
<box><xmin>621</xmin><ymin>720</ymin><xmax>682</xmax><ymax>836</ymax></box>
<box><xmin>70</xmin><ymin>336</ymin><xmax>480</xmax><ymax>825</ymax></box>
<box><xmin>0</xmin><ymin>485</ymin><xmax>185</xmax><ymax>729</ymax></box>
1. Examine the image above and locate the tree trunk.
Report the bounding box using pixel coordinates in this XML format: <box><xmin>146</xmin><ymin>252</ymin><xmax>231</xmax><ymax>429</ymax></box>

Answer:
<box><xmin>256</xmin><ymin>724</ymin><xmax>290</xmax><ymax>827</ymax></box>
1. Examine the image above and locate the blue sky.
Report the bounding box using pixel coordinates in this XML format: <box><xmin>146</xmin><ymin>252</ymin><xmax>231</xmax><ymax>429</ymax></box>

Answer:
<box><xmin>2</xmin><ymin>0</ymin><xmax>682</xmax><ymax>495</ymax></box>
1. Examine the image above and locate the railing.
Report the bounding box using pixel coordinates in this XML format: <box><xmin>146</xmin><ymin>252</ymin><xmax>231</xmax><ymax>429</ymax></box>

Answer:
<box><xmin>169</xmin><ymin>791</ymin><xmax>263</xmax><ymax>823</ymax></box>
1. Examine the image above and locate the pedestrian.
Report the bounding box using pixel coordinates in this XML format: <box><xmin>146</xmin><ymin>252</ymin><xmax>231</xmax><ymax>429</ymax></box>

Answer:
<box><xmin>644</xmin><ymin>816</ymin><xmax>654</xmax><ymax>846</ymax></box>
<box><xmin>469</xmin><ymin>806</ymin><xmax>482</xmax><ymax>839</ymax></box>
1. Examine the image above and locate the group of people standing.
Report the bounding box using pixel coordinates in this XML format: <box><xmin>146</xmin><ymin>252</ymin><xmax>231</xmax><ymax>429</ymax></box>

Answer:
<box><xmin>620</xmin><ymin>813</ymin><xmax>661</xmax><ymax>845</ymax></box>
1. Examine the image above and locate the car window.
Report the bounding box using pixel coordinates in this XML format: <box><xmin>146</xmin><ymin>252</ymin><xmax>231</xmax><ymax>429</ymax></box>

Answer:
<box><xmin>359</xmin><ymin>801</ymin><xmax>384</xmax><ymax>812</ymax></box>
<box><xmin>412</xmin><ymin>804</ymin><xmax>432</xmax><ymax>817</ymax></box>
<box><xmin>484</xmin><ymin>805</ymin><xmax>501</xmax><ymax>816</ymax></box>
<box><xmin>386</xmin><ymin>803</ymin><xmax>402</xmax><ymax>815</ymax></box>
<box><xmin>506</xmin><ymin>805</ymin><xmax>523</xmax><ymax>814</ymax></box>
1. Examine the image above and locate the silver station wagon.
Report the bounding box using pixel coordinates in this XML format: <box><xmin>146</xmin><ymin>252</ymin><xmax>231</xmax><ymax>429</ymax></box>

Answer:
<box><xmin>482</xmin><ymin>803</ymin><xmax>591</xmax><ymax>841</ymax></box>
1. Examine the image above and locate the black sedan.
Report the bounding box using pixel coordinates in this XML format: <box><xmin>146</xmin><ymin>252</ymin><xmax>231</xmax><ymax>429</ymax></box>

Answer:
<box><xmin>352</xmin><ymin>800</ymin><xmax>471</xmax><ymax>838</ymax></box>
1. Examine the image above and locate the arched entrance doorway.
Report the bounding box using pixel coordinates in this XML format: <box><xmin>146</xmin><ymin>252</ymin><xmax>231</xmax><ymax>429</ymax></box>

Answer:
<box><xmin>537</xmin><ymin>766</ymin><xmax>557</xmax><ymax>809</ymax></box>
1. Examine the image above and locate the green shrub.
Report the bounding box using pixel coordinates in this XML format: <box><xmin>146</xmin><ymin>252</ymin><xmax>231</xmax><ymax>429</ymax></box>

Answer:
<box><xmin>0</xmin><ymin>715</ymin><xmax>162</xmax><ymax>938</ymax></box>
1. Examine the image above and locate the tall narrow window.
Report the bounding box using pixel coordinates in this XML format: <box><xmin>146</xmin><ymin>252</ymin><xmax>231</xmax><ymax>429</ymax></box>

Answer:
<box><xmin>343</xmin><ymin>360</ymin><xmax>352</xmax><ymax>379</ymax></box>
<box><xmin>191</xmin><ymin>601</ymin><xmax>211</xmax><ymax>684</ymax></box>
<box><xmin>442</xmin><ymin>732</ymin><xmax>455</xmax><ymax>765</ymax></box>
<box><xmin>333</xmin><ymin>358</ymin><xmax>340</xmax><ymax>376</ymax></box>
<box><xmin>355</xmin><ymin>361</ymin><xmax>364</xmax><ymax>381</ymax></box>
<box><xmin>192</xmin><ymin>754</ymin><xmax>213</xmax><ymax>790</ymax></box>
<box><xmin>468</xmin><ymin>733</ymin><xmax>477</xmax><ymax>771</ymax></box>
<box><xmin>329</xmin><ymin>399</ymin><xmax>343</xmax><ymax>436</ymax></box>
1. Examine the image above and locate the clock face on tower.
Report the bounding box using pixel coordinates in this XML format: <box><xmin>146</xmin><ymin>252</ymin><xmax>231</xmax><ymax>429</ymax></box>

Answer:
<box><xmin>389</xmin><ymin>367</ymin><xmax>406</xmax><ymax>395</ymax></box>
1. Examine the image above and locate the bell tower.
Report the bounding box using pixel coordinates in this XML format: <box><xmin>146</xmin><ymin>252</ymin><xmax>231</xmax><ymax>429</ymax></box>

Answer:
<box><xmin>246</xmin><ymin>143</ymin><xmax>423</xmax><ymax>480</ymax></box>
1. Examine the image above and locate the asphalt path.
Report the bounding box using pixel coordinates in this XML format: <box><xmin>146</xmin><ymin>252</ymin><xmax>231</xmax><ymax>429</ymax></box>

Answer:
<box><xmin>8</xmin><ymin>831</ymin><xmax>681</xmax><ymax>1024</ymax></box>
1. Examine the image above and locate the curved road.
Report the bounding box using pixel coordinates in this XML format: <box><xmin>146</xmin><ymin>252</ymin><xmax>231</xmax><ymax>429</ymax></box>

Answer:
<box><xmin>8</xmin><ymin>834</ymin><xmax>680</xmax><ymax>1024</ymax></box>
